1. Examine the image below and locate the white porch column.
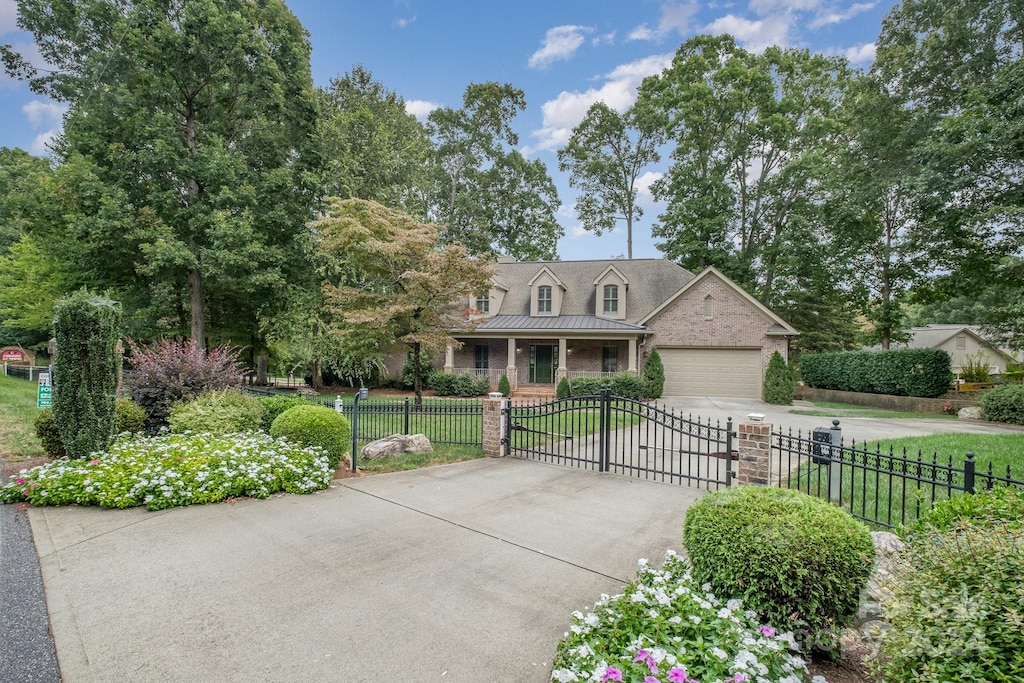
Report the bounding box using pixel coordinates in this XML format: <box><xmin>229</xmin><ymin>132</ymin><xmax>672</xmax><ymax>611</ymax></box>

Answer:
<box><xmin>556</xmin><ymin>337</ymin><xmax>568</xmax><ymax>382</ymax></box>
<box><xmin>628</xmin><ymin>338</ymin><xmax>639</xmax><ymax>373</ymax></box>
<box><xmin>506</xmin><ymin>338</ymin><xmax>518</xmax><ymax>390</ymax></box>
<box><xmin>444</xmin><ymin>345</ymin><xmax>454</xmax><ymax>373</ymax></box>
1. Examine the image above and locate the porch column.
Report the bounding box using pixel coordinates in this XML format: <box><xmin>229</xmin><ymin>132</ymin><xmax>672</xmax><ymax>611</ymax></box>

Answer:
<box><xmin>444</xmin><ymin>345</ymin><xmax>454</xmax><ymax>373</ymax></box>
<box><xmin>507</xmin><ymin>338</ymin><xmax>518</xmax><ymax>391</ymax></box>
<box><xmin>556</xmin><ymin>337</ymin><xmax>567</xmax><ymax>383</ymax></box>
<box><xmin>628</xmin><ymin>338</ymin><xmax>639</xmax><ymax>373</ymax></box>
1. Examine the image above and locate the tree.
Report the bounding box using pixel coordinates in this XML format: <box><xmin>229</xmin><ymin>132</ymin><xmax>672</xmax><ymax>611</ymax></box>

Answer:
<box><xmin>762</xmin><ymin>350</ymin><xmax>794</xmax><ymax>405</ymax></box>
<box><xmin>428</xmin><ymin>82</ymin><xmax>562</xmax><ymax>259</ymax></box>
<box><xmin>316</xmin><ymin>198</ymin><xmax>493</xmax><ymax>403</ymax></box>
<box><xmin>641</xmin><ymin>346</ymin><xmax>665</xmax><ymax>399</ymax></box>
<box><xmin>5</xmin><ymin>0</ymin><xmax>318</xmax><ymax>349</ymax></box>
<box><xmin>558</xmin><ymin>102</ymin><xmax>661</xmax><ymax>259</ymax></box>
<box><xmin>0</xmin><ymin>147</ymin><xmax>52</xmax><ymax>254</ymax></box>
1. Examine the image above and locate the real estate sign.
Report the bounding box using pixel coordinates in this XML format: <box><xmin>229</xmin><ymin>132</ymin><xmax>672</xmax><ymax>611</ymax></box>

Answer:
<box><xmin>37</xmin><ymin>372</ymin><xmax>52</xmax><ymax>408</ymax></box>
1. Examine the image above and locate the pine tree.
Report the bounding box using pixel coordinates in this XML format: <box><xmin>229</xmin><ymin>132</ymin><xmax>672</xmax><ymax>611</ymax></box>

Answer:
<box><xmin>763</xmin><ymin>350</ymin><xmax>794</xmax><ymax>405</ymax></box>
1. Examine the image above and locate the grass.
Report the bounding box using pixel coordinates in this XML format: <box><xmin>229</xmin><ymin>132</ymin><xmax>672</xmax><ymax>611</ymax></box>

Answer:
<box><xmin>790</xmin><ymin>399</ymin><xmax>956</xmax><ymax>420</ymax></box>
<box><xmin>786</xmin><ymin>433</ymin><xmax>1024</xmax><ymax>529</ymax></box>
<box><xmin>358</xmin><ymin>445</ymin><xmax>485</xmax><ymax>473</ymax></box>
<box><xmin>0</xmin><ymin>373</ymin><xmax>46</xmax><ymax>461</ymax></box>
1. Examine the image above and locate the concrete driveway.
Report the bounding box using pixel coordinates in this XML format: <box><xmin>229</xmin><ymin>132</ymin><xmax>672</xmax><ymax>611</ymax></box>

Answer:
<box><xmin>29</xmin><ymin>458</ymin><xmax>704</xmax><ymax>683</ymax></box>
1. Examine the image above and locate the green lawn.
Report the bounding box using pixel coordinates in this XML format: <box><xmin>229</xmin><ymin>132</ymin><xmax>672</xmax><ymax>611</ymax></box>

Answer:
<box><xmin>358</xmin><ymin>445</ymin><xmax>485</xmax><ymax>473</ymax></box>
<box><xmin>790</xmin><ymin>400</ymin><xmax>956</xmax><ymax>420</ymax></box>
<box><xmin>787</xmin><ymin>433</ymin><xmax>1024</xmax><ymax>529</ymax></box>
<box><xmin>0</xmin><ymin>374</ymin><xmax>45</xmax><ymax>461</ymax></box>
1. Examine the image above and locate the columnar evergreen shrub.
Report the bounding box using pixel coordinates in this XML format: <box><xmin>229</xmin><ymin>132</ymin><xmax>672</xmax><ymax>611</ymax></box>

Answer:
<box><xmin>979</xmin><ymin>384</ymin><xmax>1024</xmax><ymax>425</ymax></box>
<box><xmin>799</xmin><ymin>348</ymin><xmax>951</xmax><ymax>398</ymax></box>
<box><xmin>270</xmin><ymin>404</ymin><xmax>351</xmax><ymax>469</ymax></box>
<box><xmin>168</xmin><ymin>389</ymin><xmax>265</xmax><ymax>435</ymax></box>
<box><xmin>52</xmin><ymin>291</ymin><xmax>122</xmax><ymax>459</ymax></box>
<box><xmin>257</xmin><ymin>394</ymin><xmax>309</xmax><ymax>431</ymax></box>
<box><xmin>641</xmin><ymin>346</ymin><xmax>665</xmax><ymax>399</ymax></box>
<box><xmin>497</xmin><ymin>374</ymin><xmax>511</xmax><ymax>397</ymax></box>
<box><xmin>683</xmin><ymin>486</ymin><xmax>874</xmax><ymax>649</ymax></box>
<box><xmin>762</xmin><ymin>350</ymin><xmax>794</xmax><ymax>405</ymax></box>
<box><xmin>556</xmin><ymin>377</ymin><xmax>570</xmax><ymax>399</ymax></box>
<box><xmin>123</xmin><ymin>338</ymin><xmax>240</xmax><ymax>433</ymax></box>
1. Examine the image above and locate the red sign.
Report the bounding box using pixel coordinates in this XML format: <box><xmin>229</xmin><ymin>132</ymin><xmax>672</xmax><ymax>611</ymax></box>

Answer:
<box><xmin>1</xmin><ymin>349</ymin><xmax>25</xmax><ymax>362</ymax></box>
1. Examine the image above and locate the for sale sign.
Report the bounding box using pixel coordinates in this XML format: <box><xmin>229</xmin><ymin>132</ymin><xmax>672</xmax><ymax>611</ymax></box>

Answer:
<box><xmin>37</xmin><ymin>372</ymin><xmax>52</xmax><ymax>408</ymax></box>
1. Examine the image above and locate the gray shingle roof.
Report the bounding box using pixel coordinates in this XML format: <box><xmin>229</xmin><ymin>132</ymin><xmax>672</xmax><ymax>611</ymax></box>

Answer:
<box><xmin>491</xmin><ymin>259</ymin><xmax>694</xmax><ymax>324</ymax></box>
<box><xmin>476</xmin><ymin>314</ymin><xmax>647</xmax><ymax>332</ymax></box>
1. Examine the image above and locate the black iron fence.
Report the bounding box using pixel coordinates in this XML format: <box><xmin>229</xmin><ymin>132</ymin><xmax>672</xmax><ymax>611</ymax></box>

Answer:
<box><xmin>771</xmin><ymin>423</ymin><xmax>1024</xmax><ymax>529</ymax></box>
<box><xmin>3</xmin><ymin>365</ymin><xmax>50</xmax><ymax>381</ymax></box>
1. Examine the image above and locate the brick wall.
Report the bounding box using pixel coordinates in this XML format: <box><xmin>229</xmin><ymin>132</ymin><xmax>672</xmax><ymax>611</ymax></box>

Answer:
<box><xmin>482</xmin><ymin>397</ymin><xmax>504</xmax><ymax>457</ymax></box>
<box><xmin>735</xmin><ymin>421</ymin><xmax>773</xmax><ymax>486</ymax></box>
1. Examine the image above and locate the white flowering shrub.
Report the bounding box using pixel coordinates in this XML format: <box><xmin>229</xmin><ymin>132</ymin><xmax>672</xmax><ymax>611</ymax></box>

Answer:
<box><xmin>1</xmin><ymin>432</ymin><xmax>332</xmax><ymax>511</ymax></box>
<box><xmin>551</xmin><ymin>550</ymin><xmax>811</xmax><ymax>683</ymax></box>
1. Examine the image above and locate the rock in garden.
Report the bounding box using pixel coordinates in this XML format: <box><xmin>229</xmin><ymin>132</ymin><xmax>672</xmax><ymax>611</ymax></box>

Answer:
<box><xmin>957</xmin><ymin>406</ymin><xmax>982</xmax><ymax>420</ymax></box>
<box><xmin>856</xmin><ymin>531</ymin><xmax>905</xmax><ymax>624</ymax></box>
<box><xmin>361</xmin><ymin>434</ymin><xmax>433</xmax><ymax>460</ymax></box>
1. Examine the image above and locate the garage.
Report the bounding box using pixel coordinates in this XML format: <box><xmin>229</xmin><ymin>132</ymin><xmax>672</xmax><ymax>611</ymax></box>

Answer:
<box><xmin>659</xmin><ymin>348</ymin><xmax>763</xmax><ymax>398</ymax></box>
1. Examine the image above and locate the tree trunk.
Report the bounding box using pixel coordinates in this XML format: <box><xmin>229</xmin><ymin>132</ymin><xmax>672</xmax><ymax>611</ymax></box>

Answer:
<box><xmin>310</xmin><ymin>319</ymin><xmax>325</xmax><ymax>391</ymax></box>
<box><xmin>188</xmin><ymin>259</ymin><xmax>205</xmax><ymax>351</ymax></box>
<box><xmin>413</xmin><ymin>341</ymin><xmax>423</xmax><ymax>406</ymax></box>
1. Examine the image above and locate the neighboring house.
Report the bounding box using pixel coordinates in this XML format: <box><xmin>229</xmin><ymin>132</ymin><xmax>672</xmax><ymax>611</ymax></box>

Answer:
<box><xmin>441</xmin><ymin>257</ymin><xmax>799</xmax><ymax>398</ymax></box>
<box><xmin>894</xmin><ymin>324</ymin><xmax>1018</xmax><ymax>376</ymax></box>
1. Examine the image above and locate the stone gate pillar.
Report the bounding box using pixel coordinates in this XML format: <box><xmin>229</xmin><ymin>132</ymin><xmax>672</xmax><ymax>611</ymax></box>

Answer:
<box><xmin>736</xmin><ymin>420</ymin><xmax>772</xmax><ymax>486</ymax></box>
<box><xmin>482</xmin><ymin>394</ymin><xmax>506</xmax><ymax>458</ymax></box>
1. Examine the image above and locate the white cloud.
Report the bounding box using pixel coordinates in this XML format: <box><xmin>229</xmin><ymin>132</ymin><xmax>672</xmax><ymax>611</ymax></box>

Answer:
<box><xmin>592</xmin><ymin>31</ymin><xmax>616</xmax><ymax>46</ymax></box>
<box><xmin>843</xmin><ymin>42</ymin><xmax>876</xmax><ymax>63</ymax></box>
<box><xmin>22</xmin><ymin>99</ymin><xmax>67</xmax><ymax>156</ymax></box>
<box><xmin>749</xmin><ymin>0</ymin><xmax>821</xmax><ymax>14</ymax></box>
<box><xmin>529</xmin><ymin>53</ymin><xmax>673</xmax><ymax>151</ymax></box>
<box><xmin>627</xmin><ymin>2</ymin><xmax>698</xmax><ymax>42</ymax></box>
<box><xmin>393</xmin><ymin>15</ymin><xmax>416</xmax><ymax>29</ymax></box>
<box><xmin>0</xmin><ymin>0</ymin><xmax>18</xmax><ymax>34</ymax></box>
<box><xmin>29</xmin><ymin>129</ymin><xmax>58</xmax><ymax>156</ymax></box>
<box><xmin>703</xmin><ymin>13</ymin><xmax>792</xmax><ymax>52</ymax></box>
<box><xmin>810</xmin><ymin>2</ymin><xmax>876</xmax><ymax>28</ymax></box>
<box><xmin>528</xmin><ymin>25</ymin><xmax>592</xmax><ymax>69</ymax></box>
<box><xmin>405</xmin><ymin>99</ymin><xmax>439</xmax><ymax>119</ymax></box>
<box><xmin>635</xmin><ymin>171</ymin><xmax>663</xmax><ymax>206</ymax></box>
<box><xmin>627</xmin><ymin>25</ymin><xmax>657</xmax><ymax>42</ymax></box>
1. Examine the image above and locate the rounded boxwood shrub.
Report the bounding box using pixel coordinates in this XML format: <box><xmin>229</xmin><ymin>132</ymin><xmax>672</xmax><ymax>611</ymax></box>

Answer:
<box><xmin>257</xmin><ymin>394</ymin><xmax>309</xmax><ymax>432</ymax></box>
<box><xmin>36</xmin><ymin>399</ymin><xmax>148</xmax><ymax>457</ymax></box>
<box><xmin>168</xmin><ymin>389</ymin><xmax>265</xmax><ymax>435</ymax></box>
<box><xmin>270</xmin><ymin>404</ymin><xmax>351</xmax><ymax>469</ymax></box>
<box><xmin>979</xmin><ymin>384</ymin><xmax>1024</xmax><ymax>425</ymax></box>
<box><xmin>683</xmin><ymin>486</ymin><xmax>874</xmax><ymax>648</ymax></box>
<box><xmin>555</xmin><ymin>377</ymin><xmax>570</xmax><ymax>399</ymax></box>
<box><xmin>114</xmin><ymin>398</ymin><xmax>147</xmax><ymax>435</ymax></box>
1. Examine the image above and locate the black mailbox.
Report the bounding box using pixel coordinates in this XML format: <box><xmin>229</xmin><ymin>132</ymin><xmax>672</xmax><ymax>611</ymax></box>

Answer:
<box><xmin>811</xmin><ymin>427</ymin><xmax>833</xmax><ymax>464</ymax></box>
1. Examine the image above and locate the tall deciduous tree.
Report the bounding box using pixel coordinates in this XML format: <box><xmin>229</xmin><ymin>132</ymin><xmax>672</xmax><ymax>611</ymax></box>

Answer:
<box><xmin>558</xmin><ymin>102</ymin><xmax>661</xmax><ymax>259</ymax></box>
<box><xmin>5</xmin><ymin>0</ymin><xmax>318</xmax><ymax>349</ymax></box>
<box><xmin>428</xmin><ymin>82</ymin><xmax>561</xmax><ymax>259</ymax></box>
<box><xmin>316</xmin><ymin>198</ymin><xmax>493</xmax><ymax>403</ymax></box>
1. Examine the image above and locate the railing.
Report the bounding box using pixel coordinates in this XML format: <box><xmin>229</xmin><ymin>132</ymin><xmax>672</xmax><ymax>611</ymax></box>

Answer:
<box><xmin>3</xmin><ymin>364</ymin><xmax>50</xmax><ymax>381</ymax></box>
<box><xmin>449</xmin><ymin>367</ymin><xmax>503</xmax><ymax>387</ymax></box>
<box><xmin>771</xmin><ymin>425</ymin><xmax>1024</xmax><ymax>529</ymax></box>
<box><xmin>566</xmin><ymin>370</ymin><xmax>616</xmax><ymax>380</ymax></box>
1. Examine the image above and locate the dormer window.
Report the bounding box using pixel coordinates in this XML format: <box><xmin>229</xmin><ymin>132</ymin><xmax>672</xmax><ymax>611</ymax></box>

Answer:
<box><xmin>603</xmin><ymin>285</ymin><xmax>619</xmax><ymax>314</ymax></box>
<box><xmin>537</xmin><ymin>286</ymin><xmax>552</xmax><ymax>314</ymax></box>
<box><xmin>475</xmin><ymin>295</ymin><xmax>489</xmax><ymax>314</ymax></box>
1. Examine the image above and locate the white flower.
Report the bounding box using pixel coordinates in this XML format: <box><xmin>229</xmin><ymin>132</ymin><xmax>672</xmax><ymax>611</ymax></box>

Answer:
<box><xmin>727</xmin><ymin>598</ymin><xmax>742</xmax><ymax>611</ymax></box>
<box><xmin>712</xmin><ymin>647</ymin><xmax>728</xmax><ymax>660</ymax></box>
<box><xmin>551</xmin><ymin>669</ymin><xmax>579</xmax><ymax>682</ymax></box>
<box><xmin>689</xmin><ymin>615</ymin><xmax>701</xmax><ymax>624</ymax></box>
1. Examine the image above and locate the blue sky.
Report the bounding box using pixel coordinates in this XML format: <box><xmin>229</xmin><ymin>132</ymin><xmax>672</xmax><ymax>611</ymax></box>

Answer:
<box><xmin>0</xmin><ymin>0</ymin><xmax>897</xmax><ymax>261</ymax></box>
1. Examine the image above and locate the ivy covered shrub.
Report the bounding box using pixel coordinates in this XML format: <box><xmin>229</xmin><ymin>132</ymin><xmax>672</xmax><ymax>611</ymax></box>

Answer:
<box><xmin>35</xmin><ymin>399</ymin><xmax>147</xmax><ymax>458</ymax></box>
<box><xmin>123</xmin><ymin>338</ymin><xmax>240</xmax><ymax>433</ymax></box>
<box><xmin>763</xmin><ymin>350</ymin><xmax>794</xmax><ymax>405</ymax></box>
<box><xmin>270</xmin><ymin>404</ymin><xmax>351</xmax><ymax>469</ymax></box>
<box><xmin>979</xmin><ymin>384</ymin><xmax>1024</xmax><ymax>425</ymax></box>
<box><xmin>876</xmin><ymin>503</ymin><xmax>1024</xmax><ymax>682</ymax></box>
<box><xmin>641</xmin><ymin>346</ymin><xmax>665</xmax><ymax>399</ymax></box>
<box><xmin>556</xmin><ymin>377</ymin><xmax>570</xmax><ymax>399</ymax></box>
<box><xmin>800</xmin><ymin>348</ymin><xmax>951</xmax><ymax>398</ymax></box>
<box><xmin>52</xmin><ymin>291</ymin><xmax>122</xmax><ymax>458</ymax></box>
<box><xmin>683</xmin><ymin>486</ymin><xmax>874</xmax><ymax>649</ymax></box>
<box><xmin>257</xmin><ymin>394</ymin><xmax>309</xmax><ymax>431</ymax></box>
<box><xmin>428</xmin><ymin>372</ymin><xmax>490</xmax><ymax>397</ymax></box>
<box><xmin>168</xmin><ymin>389</ymin><xmax>265</xmax><ymax>435</ymax></box>
<box><xmin>497</xmin><ymin>374</ymin><xmax>511</xmax><ymax>397</ymax></box>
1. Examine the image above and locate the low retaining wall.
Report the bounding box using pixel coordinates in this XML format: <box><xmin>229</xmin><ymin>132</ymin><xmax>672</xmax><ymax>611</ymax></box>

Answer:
<box><xmin>799</xmin><ymin>386</ymin><xmax>978</xmax><ymax>414</ymax></box>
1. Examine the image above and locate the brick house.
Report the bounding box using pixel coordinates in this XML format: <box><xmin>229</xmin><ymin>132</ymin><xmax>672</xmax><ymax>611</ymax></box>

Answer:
<box><xmin>442</xmin><ymin>257</ymin><xmax>799</xmax><ymax>398</ymax></box>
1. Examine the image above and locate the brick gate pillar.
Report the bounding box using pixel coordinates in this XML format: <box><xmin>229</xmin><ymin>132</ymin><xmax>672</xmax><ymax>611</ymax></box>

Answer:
<box><xmin>482</xmin><ymin>394</ymin><xmax>506</xmax><ymax>458</ymax></box>
<box><xmin>736</xmin><ymin>421</ymin><xmax>772</xmax><ymax>486</ymax></box>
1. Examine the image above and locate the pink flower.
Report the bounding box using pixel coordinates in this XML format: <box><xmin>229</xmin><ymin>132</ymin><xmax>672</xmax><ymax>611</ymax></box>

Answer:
<box><xmin>645</xmin><ymin>677</ymin><xmax>661</xmax><ymax>683</ymax></box>
<box><xmin>758</xmin><ymin>625</ymin><xmax>775</xmax><ymax>638</ymax></box>
<box><xmin>15</xmin><ymin>477</ymin><xmax>25</xmax><ymax>484</ymax></box>
<box><xmin>89</xmin><ymin>459</ymin><xmax>100</xmax><ymax>465</ymax></box>
<box><xmin>603</xmin><ymin>667</ymin><xmax>623</xmax><ymax>682</ymax></box>
<box><xmin>634</xmin><ymin>649</ymin><xmax>651</xmax><ymax>664</ymax></box>
<box><xmin>732</xmin><ymin>675</ymin><xmax>747</xmax><ymax>682</ymax></box>
<box><xmin>667</xmin><ymin>668</ymin><xmax>688</xmax><ymax>683</ymax></box>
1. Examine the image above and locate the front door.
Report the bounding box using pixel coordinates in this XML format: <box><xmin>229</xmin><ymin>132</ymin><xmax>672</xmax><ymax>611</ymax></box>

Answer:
<box><xmin>529</xmin><ymin>344</ymin><xmax>556</xmax><ymax>384</ymax></box>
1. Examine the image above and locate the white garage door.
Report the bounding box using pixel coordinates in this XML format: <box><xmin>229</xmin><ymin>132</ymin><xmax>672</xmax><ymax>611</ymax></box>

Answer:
<box><xmin>660</xmin><ymin>348</ymin><xmax>763</xmax><ymax>398</ymax></box>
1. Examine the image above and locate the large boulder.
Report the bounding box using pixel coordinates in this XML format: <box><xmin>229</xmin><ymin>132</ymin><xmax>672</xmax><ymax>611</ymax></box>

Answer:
<box><xmin>856</xmin><ymin>531</ymin><xmax>905</xmax><ymax>624</ymax></box>
<box><xmin>958</xmin><ymin>406</ymin><xmax>982</xmax><ymax>420</ymax></box>
<box><xmin>361</xmin><ymin>434</ymin><xmax>433</xmax><ymax>460</ymax></box>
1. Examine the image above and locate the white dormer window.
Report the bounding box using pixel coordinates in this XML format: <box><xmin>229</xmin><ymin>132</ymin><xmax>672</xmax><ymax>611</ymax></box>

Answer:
<box><xmin>603</xmin><ymin>285</ymin><xmax>619</xmax><ymax>314</ymax></box>
<box><xmin>537</xmin><ymin>285</ymin><xmax>552</xmax><ymax>314</ymax></box>
<box><xmin>475</xmin><ymin>295</ymin><xmax>489</xmax><ymax>313</ymax></box>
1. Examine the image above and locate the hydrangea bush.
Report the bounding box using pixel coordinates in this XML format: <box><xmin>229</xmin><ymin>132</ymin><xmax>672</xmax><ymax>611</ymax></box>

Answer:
<box><xmin>551</xmin><ymin>550</ymin><xmax>811</xmax><ymax>683</ymax></box>
<box><xmin>1</xmin><ymin>431</ymin><xmax>332</xmax><ymax>511</ymax></box>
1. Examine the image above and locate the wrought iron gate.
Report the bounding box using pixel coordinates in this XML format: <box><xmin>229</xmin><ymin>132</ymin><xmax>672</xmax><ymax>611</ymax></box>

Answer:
<box><xmin>504</xmin><ymin>389</ymin><xmax>734</xmax><ymax>489</ymax></box>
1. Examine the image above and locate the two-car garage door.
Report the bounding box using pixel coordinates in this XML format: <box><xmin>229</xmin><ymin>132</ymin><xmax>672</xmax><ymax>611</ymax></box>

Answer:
<box><xmin>659</xmin><ymin>348</ymin><xmax>763</xmax><ymax>398</ymax></box>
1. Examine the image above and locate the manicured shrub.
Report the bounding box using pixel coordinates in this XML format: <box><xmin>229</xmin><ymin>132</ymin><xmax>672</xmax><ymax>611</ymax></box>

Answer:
<box><xmin>34</xmin><ymin>408</ymin><xmax>65</xmax><ymax>457</ymax></box>
<box><xmin>979</xmin><ymin>384</ymin><xmax>1024</xmax><ymax>425</ymax></box>
<box><xmin>123</xmin><ymin>338</ymin><xmax>241</xmax><ymax>433</ymax></box>
<box><xmin>556</xmin><ymin>377</ymin><xmax>570</xmax><ymax>399</ymax></box>
<box><xmin>497</xmin><ymin>374</ymin><xmax>511</xmax><ymax>397</ymax></box>
<box><xmin>428</xmin><ymin>372</ymin><xmax>490</xmax><ymax>397</ymax></box>
<box><xmin>875</xmin><ymin>523</ymin><xmax>1024</xmax><ymax>682</ymax></box>
<box><xmin>168</xmin><ymin>389</ymin><xmax>265</xmax><ymax>435</ymax></box>
<box><xmin>800</xmin><ymin>348</ymin><xmax>951</xmax><ymax>398</ymax></box>
<box><xmin>763</xmin><ymin>350</ymin><xmax>794</xmax><ymax>405</ymax></box>
<box><xmin>607</xmin><ymin>372</ymin><xmax>645</xmax><ymax>400</ymax></box>
<box><xmin>257</xmin><ymin>394</ymin><xmax>309</xmax><ymax>431</ymax></box>
<box><xmin>641</xmin><ymin>346</ymin><xmax>665</xmax><ymax>399</ymax></box>
<box><xmin>569</xmin><ymin>375</ymin><xmax>602</xmax><ymax>396</ymax></box>
<box><xmin>902</xmin><ymin>486</ymin><xmax>1024</xmax><ymax>538</ymax></box>
<box><xmin>683</xmin><ymin>486</ymin><xmax>874</xmax><ymax>649</ymax></box>
<box><xmin>114</xmin><ymin>398</ymin><xmax>147</xmax><ymax>435</ymax></box>
<box><xmin>52</xmin><ymin>291</ymin><xmax>122</xmax><ymax>458</ymax></box>
<box><xmin>270</xmin><ymin>404</ymin><xmax>351</xmax><ymax>469</ymax></box>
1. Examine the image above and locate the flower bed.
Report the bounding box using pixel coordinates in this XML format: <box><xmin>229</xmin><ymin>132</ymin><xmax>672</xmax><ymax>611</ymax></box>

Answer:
<box><xmin>551</xmin><ymin>550</ymin><xmax>814</xmax><ymax>683</ymax></box>
<box><xmin>0</xmin><ymin>431</ymin><xmax>333</xmax><ymax>511</ymax></box>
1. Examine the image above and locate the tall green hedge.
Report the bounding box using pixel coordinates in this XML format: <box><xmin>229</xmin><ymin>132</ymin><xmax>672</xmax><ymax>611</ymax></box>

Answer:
<box><xmin>799</xmin><ymin>348</ymin><xmax>951</xmax><ymax>398</ymax></box>
<box><xmin>52</xmin><ymin>291</ymin><xmax>122</xmax><ymax>459</ymax></box>
<box><xmin>641</xmin><ymin>346</ymin><xmax>665</xmax><ymax>399</ymax></box>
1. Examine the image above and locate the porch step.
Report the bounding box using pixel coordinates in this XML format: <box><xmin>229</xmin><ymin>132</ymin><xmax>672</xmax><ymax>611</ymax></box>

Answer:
<box><xmin>512</xmin><ymin>385</ymin><xmax>557</xmax><ymax>401</ymax></box>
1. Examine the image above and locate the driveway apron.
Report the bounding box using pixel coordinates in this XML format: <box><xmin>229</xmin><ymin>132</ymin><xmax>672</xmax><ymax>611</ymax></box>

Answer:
<box><xmin>29</xmin><ymin>457</ymin><xmax>704</xmax><ymax>683</ymax></box>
